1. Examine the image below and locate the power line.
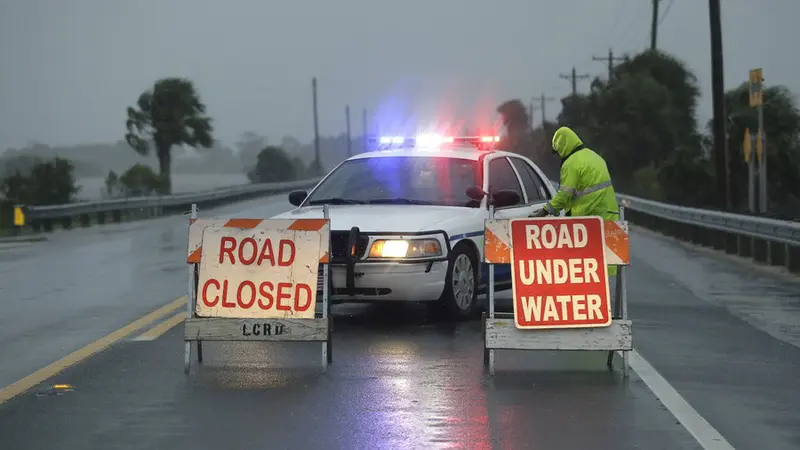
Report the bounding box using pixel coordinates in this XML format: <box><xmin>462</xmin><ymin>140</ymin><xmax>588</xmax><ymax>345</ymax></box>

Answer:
<box><xmin>658</xmin><ymin>0</ymin><xmax>674</xmax><ymax>26</ymax></box>
<box><xmin>592</xmin><ymin>48</ymin><xmax>628</xmax><ymax>81</ymax></box>
<box><xmin>559</xmin><ymin>67</ymin><xmax>591</xmax><ymax>95</ymax></box>
<box><xmin>531</xmin><ymin>93</ymin><xmax>557</xmax><ymax>127</ymax></box>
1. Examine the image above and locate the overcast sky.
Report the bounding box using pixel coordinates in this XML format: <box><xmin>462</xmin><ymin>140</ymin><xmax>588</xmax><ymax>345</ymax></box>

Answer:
<box><xmin>1</xmin><ymin>0</ymin><xmax>797</xmax><ymax>150</ymax></box>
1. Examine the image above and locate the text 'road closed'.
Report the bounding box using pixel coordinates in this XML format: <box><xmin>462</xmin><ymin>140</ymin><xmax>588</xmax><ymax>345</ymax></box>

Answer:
<box><xmin>195</xmin><ymin>226</ymin><xmax>324</xmax><ymax>319</ymax></box>
<box><xmin>510</xmin><ymin>217</ymin><xmax>611</xmax><ymax>329</ymax></box>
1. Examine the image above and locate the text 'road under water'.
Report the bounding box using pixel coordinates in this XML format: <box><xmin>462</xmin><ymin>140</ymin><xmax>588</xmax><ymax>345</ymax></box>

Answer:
<box><xmin>510</xmin><ymin>217</ymin><xmax>611</xmax><ymax>329</ymax></box>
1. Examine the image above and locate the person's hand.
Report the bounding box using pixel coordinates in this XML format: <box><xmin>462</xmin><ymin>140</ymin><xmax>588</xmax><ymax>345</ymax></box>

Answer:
<box><xmin>530</xmin><ymin>208</ymin><xmax>549</xmax><ymax>218</ymax></box>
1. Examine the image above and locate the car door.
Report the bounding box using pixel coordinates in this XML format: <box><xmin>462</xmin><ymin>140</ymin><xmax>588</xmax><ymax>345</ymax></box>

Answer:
<box><xmin>507</xmin><ymin>156</ymin><xmax>552</xmax><ymax>211</ymax></box>
<box><xmin>484</xmin><ymin>156</ymin><xmax>538</xmax><ymax>221</ymax></box>
<box><xmin>482</xmin><ymin>155</ymin><xmax>535</xmax><ymax>289</ymax></box>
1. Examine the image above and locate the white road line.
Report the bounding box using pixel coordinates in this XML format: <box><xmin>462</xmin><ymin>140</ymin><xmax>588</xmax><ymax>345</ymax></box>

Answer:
<box><xmin>628</xmin><ymin>350</ymin><xmax>735</xmax><ymax>450</ymax></box>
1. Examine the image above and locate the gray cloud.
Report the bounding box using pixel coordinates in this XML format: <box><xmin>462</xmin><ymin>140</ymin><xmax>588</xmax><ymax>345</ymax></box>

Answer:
<box><xmin>1</xmin><ymin>0</ymin><xmax>797</xmax><ymax>150</ymax></box>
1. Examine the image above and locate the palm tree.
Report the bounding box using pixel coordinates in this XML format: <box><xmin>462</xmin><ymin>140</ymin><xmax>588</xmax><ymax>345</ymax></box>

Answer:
<box><xmin>124</xmin><ymin>77</ymin><xmax>214</xmax><ymax>194</ymax></box>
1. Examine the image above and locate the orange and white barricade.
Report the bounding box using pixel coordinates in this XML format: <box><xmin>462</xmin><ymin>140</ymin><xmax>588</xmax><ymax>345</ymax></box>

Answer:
<box><xmin>183</xmin><ymin>204</ymin><xmax>332</xmax><ymax>374</ymax></box>
<box><xmin>482</xmin><ymin>206</ymin><xmax>633</xmax><ymax>376</ymax></box>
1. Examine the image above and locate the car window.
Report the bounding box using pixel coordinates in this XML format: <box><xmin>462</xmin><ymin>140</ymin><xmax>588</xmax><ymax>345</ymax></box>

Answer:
<box><xmin>509</xmin><ymin>157</ymin><xmax>549</xmax><ymax>202</ymax></box>
<box><xmin>303</xmin><ymin>156</ymin><xmax>480</xmax><ymax>207</ymax></box>
<box><xmin>487</xmin><ymin>158</ymin><xmax>523</xmax><ymax>199</ymax></box>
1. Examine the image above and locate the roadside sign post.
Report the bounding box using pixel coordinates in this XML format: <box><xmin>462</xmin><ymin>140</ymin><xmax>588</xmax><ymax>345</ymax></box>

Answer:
<box><xmin>13</xmin><ymin>205</ymin><xmax>25</xmax><ymax>228</ymax></box>
<box><xmin>482</xmin><ymin>207</ymin><xmax>632</xmax><ymax>376</ymax></box>
<box><xmin>749</xmin><ymin>68</ymin><xmax>768</xmax><ymax>213</ymax></box>
<box><xmin>183</xmin><ymin>204</ymin><xmax>332</xmax><ymax>374</ymax></box>
<box><xmin>744</xmin><ymin>128</ymin><xmax>756</xmax><ymax>213</ymax></box>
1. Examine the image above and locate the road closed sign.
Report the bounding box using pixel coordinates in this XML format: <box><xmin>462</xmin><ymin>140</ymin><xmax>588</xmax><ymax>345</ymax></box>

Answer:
<box><xmin>510</xmin><ymin>217</ymin><xmax>611</xmax><ymax>329</ymax></box>
<box><xmin>195</xmin><ymin>226</ymin><xmax>325</xmax><ymax>319</ymax></box>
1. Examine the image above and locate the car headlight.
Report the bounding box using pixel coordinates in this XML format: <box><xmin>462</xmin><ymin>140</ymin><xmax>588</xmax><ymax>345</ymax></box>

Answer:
<box><xmin>368</xmin><ymin>239</ymin><xmax>443</xmax><ymax>258</ymax></box>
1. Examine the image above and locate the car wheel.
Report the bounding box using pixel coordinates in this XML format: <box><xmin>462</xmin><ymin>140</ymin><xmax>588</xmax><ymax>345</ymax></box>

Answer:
<box><xmin>439</xmin><ymin>243</ymin><xmax>479</xmax><ymax>320</ymax></box>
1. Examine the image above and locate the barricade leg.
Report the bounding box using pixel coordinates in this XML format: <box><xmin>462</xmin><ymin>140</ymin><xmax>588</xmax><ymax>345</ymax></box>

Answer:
<box><xmin>607</xmin><ymin>274</ymin><xmax>623</xmax><ymax>369</ymax></box>
<box><xmin>482</xmin><ymin>311</ymin><xmax>489</xmax><ymax>365</ymax></box>
<box><xmin>619</xmin><ymin>256</ymin><xmax>630</xmax><ymax>378</ymax></box>
<box><xmin>184</xmin><ymin>204</ymin><xmax>199</xmax><ymax>375</ymax></box>
<box><xmin>320</xmin><ymin>204</ymin><xmax>331</xmax><ymax>372</ymax></box>
<box><xmin>487</xmin><ymin>263</ymin><xmax>496</xmax><ymax>376</ymax></box>
<box><xmin>194</xmin><ymin>265</ymin><xmax>203</xmax><ymax>364</ymax></box>
<box><xmin>184</xmin><ymin>264</ymin><xmax>194</xmax><ymax>375</ymax></box>
<box><xmin>321</xmin><ymin>263</ymin><xmax>329</xmax><ymax>373</ymax></box>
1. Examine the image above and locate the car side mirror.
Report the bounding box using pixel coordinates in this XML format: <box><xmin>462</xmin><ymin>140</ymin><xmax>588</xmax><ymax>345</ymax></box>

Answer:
<box><xmin>288</xmin><ymin>190</ymin><xmax>307</xmax><ymax>207</ymax></box>
<box><xmin>492</xmin><ymin>189</ymin><xmax>521</xmax><ymax>208</ymax></box>
<box><xmin>465</xmin><ymin>186</ymin><xmax>487</xmax><ymax>201</ymax></box>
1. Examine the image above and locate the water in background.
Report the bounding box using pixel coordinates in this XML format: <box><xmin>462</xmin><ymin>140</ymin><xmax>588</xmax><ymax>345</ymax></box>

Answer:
<box><xmin>76</xmin><ymin>173</ymin><xmax>250</xmax><ymax>201</ymax></box>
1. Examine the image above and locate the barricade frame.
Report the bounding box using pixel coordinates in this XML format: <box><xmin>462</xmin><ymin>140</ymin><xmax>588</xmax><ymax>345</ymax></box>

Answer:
<box><xmin>482</xmin><ymin>206</ymin><xmax>633</xmax><ymax>376</ymax></box>
<box><xmin>183</xmin><ymin>203</ymin><xmax>333</xmax><ymax>374</ymax></box>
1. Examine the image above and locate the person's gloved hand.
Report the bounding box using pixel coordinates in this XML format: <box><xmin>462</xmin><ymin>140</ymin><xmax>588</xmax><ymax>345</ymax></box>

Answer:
<box><xmin>530</xmin><ymin>208</ymin><xmax>549</xmax><ymax>218</ymax></box>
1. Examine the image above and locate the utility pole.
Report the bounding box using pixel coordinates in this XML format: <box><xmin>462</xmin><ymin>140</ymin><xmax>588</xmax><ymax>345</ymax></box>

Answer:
<box><xmin>592</xmin><ymin>48</ymin><xmax>627</xmax><ymax>81</ymax></box>
<box><xmin>559</xmin><ymin>67</ymin><xmax>591</xmax><ymax>96</ymax></box>
<box><xmin>651</xmin><ymin>0</ymin><xmax>660</xmax><ymax>50</ymax></box>
<box><xmin>345</xmin><ymin>105</ymin><xmax>352</xmax><ymax>158</ymax></box>
<box><xmin>708</xmin><ymin>0</ymin><xmax>731</xmax><ymax>210</ymax></box>
<box><xmin>528</xmin><ymin>99</ymin><xmax>535</xmax><ymax>131</ymax></box>
<box><xmin>532</xmin><ymin>93</ymin><xmax>556</xmax><ymax>127</ymax></box>
<box><xmin>312</xmin><ymin>77</ymin><xmax>321</xmax><ymax>175</ymax></box>
<box><xmin>361</xmin><ymin>108</ymin><xmax>368</xmax><ymax>153</ymax></box>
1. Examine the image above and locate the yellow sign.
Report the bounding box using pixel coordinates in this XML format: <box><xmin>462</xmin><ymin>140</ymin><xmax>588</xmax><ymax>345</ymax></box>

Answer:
<box><xmin>743</xmin><ymin>128</ymin><xmax>751</xmax><ymax>162</ymax></box>
<box><xmin>749</xmin><ymin>68</ymin><xmax>763</xmax><ymax>107</ymax></box>
<box><xmin>756</xmin><ymin>129</ymin><xmax>764</xmax><ymax>162</ymax></box>
<box><xmin>13</xmin><ymin>206</ymin><xmax>25</xmax><ymax>227</ymax></box>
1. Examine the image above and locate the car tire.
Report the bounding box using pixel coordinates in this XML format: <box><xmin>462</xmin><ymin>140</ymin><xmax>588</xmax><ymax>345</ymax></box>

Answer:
<box><xmin>438</xmin><ymin>243</ymin><xmax>479</xmax><ymax>320</ymax></box>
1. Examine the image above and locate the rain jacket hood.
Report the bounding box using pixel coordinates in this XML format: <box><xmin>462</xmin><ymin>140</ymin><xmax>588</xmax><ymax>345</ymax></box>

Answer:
<box><xmin>552</xmin><ymin>126</ymin><xmax>584</xmax><ymax>158</ymax></box>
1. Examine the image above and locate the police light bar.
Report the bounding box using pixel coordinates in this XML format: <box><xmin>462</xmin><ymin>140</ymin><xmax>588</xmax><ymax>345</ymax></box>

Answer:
<box><xmin>368</xmin><ymin>134</ymin><xmax>500</xmax><ymax>150</ymax></box>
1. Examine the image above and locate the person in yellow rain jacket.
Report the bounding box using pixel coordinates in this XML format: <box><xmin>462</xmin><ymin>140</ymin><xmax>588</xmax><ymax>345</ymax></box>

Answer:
<box><xmin>531</xmin><ymin>126</ymin><xmax>620</xmax><ymax>277</ymax></box>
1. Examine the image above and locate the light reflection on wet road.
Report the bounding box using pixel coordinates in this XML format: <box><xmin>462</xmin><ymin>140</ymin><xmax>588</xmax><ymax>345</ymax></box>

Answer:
<box><xmin>0</xmin><ymin>194</ymin><xmax>799</xmax><ymax>449</ymax></box>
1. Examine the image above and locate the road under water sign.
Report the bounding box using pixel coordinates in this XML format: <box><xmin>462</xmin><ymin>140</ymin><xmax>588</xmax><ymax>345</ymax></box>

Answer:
<box><xmin>509</xmin><ymin>217</ymin><xmax>611</xmax><ymax>329</ymax></box>
<box><xmin>482</xmin><ymin>212</ymin><xmax>632</xmax><ymax>376</ymax></box>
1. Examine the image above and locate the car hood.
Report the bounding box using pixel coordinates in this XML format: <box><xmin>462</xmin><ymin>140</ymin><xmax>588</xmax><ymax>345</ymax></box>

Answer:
<box><xmin>271</xmin><ymin>204</ymin><xmax>480</xmax><ymax>232</ymax></box>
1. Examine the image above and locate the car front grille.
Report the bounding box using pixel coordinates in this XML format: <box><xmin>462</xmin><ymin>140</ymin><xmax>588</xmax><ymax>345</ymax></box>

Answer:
<box><xmin>329</xmin><ymin>230</ymin><xmax>370</xmax><ymax>263</ymax></box>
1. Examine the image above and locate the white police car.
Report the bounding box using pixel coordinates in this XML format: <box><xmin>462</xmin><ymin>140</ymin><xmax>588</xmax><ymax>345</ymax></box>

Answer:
<box><xmin>271</xmin><ymin>135</ymin><xmax>557</xmax><ymax>319</ymax></box>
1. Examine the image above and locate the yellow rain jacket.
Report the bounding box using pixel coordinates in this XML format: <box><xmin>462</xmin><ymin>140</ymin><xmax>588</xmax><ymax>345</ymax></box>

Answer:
<box><xmin>545</xmin><ymin>127</ymin><xmax>619</xmax><ymax>276</ymax></box>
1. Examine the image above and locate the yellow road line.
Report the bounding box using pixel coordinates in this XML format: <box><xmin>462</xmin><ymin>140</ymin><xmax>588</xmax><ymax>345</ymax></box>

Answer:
<box><xmin>0</xmin><ymin>295</ymin><xmax>188</xmax><ymax>405</ymax></box>
<box><xmin>132</xmin><ymin>312</ymin><xmax>186</xmax><ymax>341</ymax></box>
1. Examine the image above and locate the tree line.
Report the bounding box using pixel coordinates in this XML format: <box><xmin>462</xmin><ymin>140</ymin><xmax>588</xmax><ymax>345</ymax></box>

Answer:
<box><xmin>0</xmin><ymin>77</ymin><xmax>326</xmax><ymax>229</ymax></box>
<box><xmin>497</xmin><ymin>49</ymin><xmax>800</xmax><ymax>220</ymax></box>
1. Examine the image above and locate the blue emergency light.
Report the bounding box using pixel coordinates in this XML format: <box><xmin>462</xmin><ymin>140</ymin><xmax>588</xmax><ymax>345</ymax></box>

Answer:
<box><xmin>368</xmin><ymin>134</ymin><xmax>501</xmax><ymax>151</ymax></box>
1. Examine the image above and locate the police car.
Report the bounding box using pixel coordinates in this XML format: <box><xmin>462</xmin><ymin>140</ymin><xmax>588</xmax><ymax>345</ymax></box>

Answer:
<box><xmin>271</xmin><ymin>134</ymin><xmax>557</xmax><ymax>319</ymax></box>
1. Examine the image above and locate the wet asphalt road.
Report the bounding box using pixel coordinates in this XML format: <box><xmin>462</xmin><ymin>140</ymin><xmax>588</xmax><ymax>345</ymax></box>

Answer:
<box><xmin>0</xmin><ymin>194</ymin><xmax>799</xmax><ymax>449</ymax></box>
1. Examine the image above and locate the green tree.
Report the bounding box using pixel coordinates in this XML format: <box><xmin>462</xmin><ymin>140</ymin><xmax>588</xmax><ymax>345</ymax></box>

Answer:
<box><xmin>0</xmin><ymin>157</ymin><xmax>80</xmax><ymax>205</ymax></box>
<box><xmin>248</xmin><ymin>146</ymin><xmax>298</xmax><ymax>183</ymax></box>
<box><xmin>236</xmin><ymin>131</ymin><xmax>268</xmax><ymax>171</ymax></box>
<box><xmin>496</xmin><ymin>99</ymin><xmax>533</xmax><ymax>153</ymax></box>
<box><xmin>105</xmin><ymin>170</ymin><xmax>119</xmax><ymax>198</ymax></box>
<box><xmin>117</xmin><ymin>164</ymin><xmax>167</xmax><ymax>197</ymax></box>
<box><xmin>556</xmin><ymin>49</ymin><xmax>704</xmax><ymax>195</ymax></box>
<box><xmin>124</xmin><ymin>77</ymin><xmax>214</xmax><ymax>194</ymax></box>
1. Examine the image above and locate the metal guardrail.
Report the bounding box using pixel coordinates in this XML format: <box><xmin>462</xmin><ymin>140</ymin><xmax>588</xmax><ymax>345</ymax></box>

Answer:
<box><xmin>547</xmin><ymin>179</ymin><xmax>800</xmax><ymax>272</ymax></box>
<box><xmin>14</xmin><ymin>173</ymin><xmax>800</xmax><ymax>271</ymax></box>
<box><xmin>23</xmin><ymin>177</ymin><xmax>322</xmax><ymax>221</ymax></box>
<box><xmin>617</xmin><ymin>194</ymin><xmax>800</xmax><ymax>247</ymax></box>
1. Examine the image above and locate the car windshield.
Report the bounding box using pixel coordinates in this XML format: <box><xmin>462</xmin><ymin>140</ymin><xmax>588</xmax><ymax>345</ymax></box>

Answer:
<box><xmin>304</xmin><ymin>156</ymin><xmax>481</xmax><ymax>207</ymax></box>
